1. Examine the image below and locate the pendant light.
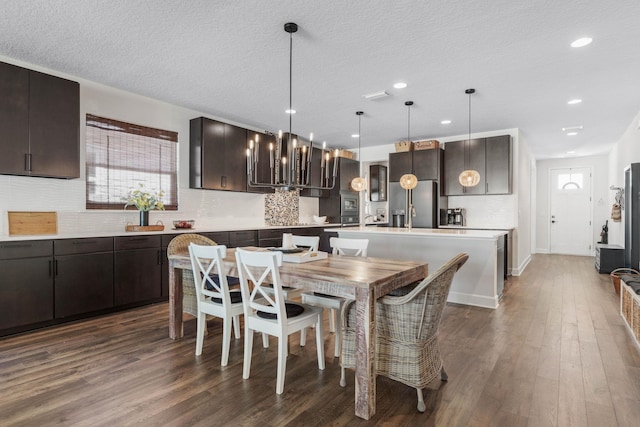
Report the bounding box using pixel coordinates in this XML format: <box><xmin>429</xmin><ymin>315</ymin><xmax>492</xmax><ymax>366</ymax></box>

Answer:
<box><xmin>399</xmin><ymin>101</ymin><xmax>418</xmax><ymax>190</ymax></box>
<box><xmin>459</xmin><ymin>88</ymin><xmax>481</xmax><ymax>187</ymax></box>
<box><xmin>350</xmin><ymin>111</ymin><xmax>367</xmax><ymax>192</ymax></box>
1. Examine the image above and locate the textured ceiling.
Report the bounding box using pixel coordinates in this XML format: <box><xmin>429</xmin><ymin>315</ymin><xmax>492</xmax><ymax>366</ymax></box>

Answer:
<box><xmin>1</xmin><ymin>0</ymin><xmax>639</xmax><ymax>159</ymax></box>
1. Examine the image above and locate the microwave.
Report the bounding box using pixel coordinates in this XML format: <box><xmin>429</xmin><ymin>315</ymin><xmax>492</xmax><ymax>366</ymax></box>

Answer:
<box><xmin>340</xmin><ymin>192</ymin><xmax>359</xmax><ymax>216</ymax></box>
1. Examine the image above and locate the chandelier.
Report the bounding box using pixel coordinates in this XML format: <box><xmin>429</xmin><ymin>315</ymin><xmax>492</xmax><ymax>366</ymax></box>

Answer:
<box><xmin>246</xmin><ymin>22</ymin><xmax>339</xmax><ymax>191</ymax></box>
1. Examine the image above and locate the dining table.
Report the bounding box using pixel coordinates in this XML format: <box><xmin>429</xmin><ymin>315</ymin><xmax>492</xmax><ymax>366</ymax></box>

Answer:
<box><xmin>167</xmin><ymin>246</ymin><xmax>428</xmax><ymax>420</ymax></box>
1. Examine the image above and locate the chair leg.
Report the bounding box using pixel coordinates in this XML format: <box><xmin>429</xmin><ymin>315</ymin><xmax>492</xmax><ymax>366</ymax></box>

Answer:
<box><xmin>243</xmin><ymin>328</ymin><xmax>254</xmax><ymax>380</ymax></box>
<box><xmin>300</xmin><ymin>327</ymin><xmax>307</xmax><ymax>346</ymax></box>
<box><xmin>334</xmin><ymin>310</ymin><xmax>342</xmax><ymax>358</ymax></box>
<box><xmin>262</xmin><ymin>333</ymin><xmax>270</xmax><ymax>348</ymax></box>
<box><xmin>329</xmin><ymin>308</ymin><xmax>336</xmax><ymax>333</ymax></box>
<box><xmin>441</xmin><ymin>366</ymin><xmax>448</xmax><ymax>381</ymax></box>
<box><xmin>340</xmin><ymin>367</ymin><xmax>346</xmax><ymax>387</ymax></box>
<box><xmin>315</xmin><ymin>315</ymin><xmax>325</xmax><ymax>370</ymax></box>
<box><xmin>416</xmin><ymin>388</ymin><xmax>426</xmax><ymax>412</ymax></box>
<box><xmin>232</xmin><ymin>315</ymin><xmax>241</xmax><ymax>339</ymax></box>
<box><xmin>221</xmin><ymin>317</ymin><xmax>232</xmax><ymax>367</ymax></box>
<box><xmin>195</xmin><ymin>312</ymin><xmax>206</xmax><ymax>356</ymax></box>
<box><xmin>276</xmin><ymin>336</ymin><xmax>288</xmax><ymax>394</ymax></box>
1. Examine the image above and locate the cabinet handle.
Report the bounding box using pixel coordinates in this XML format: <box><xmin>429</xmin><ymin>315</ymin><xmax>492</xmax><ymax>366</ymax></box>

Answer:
<box><xmin>221</xmin><ymin>176</ymin><xmax>227</xmax><ymax>188</ymax></box>
<box><xmin>55</xmin><ymin>260</ymin><xmax>59</xmax><ymax>276</ymax></box>
<box><xmin>25</xmin><ymin>153</ymin><xmax>32</xmax><ymax>171</ymax></box>
<box><xmin>0</xmin><ymin>243</ymin><xmax>32</xmax><ymax>249</ymax></box>
<box><xmin>49</xmin><ymin>260</ymin><xmax>52</xmax><ymax>277</ymax></box>
<box><xmin>486</xmin><ymin>182</ymin><xmax>489</xmax><ymax>193</ymax></box>
<box><xmin>157</xmin><ymin>249</ymin><xmax>161</xmax><ymax>265</ymax></box>
<box><xmin>73</xmin><ymin>240</ymin><xmax>97</xmax><ymax>245</ymax></box>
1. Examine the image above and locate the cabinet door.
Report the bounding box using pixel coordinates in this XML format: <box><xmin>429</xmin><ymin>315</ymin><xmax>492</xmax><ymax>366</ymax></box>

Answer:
<box><xmin>485</xmin><ymin>135</ymin><xmax>511</xmax><ymax>194</ymax></box>
<box><xmin>0</xmin><ymin>62</ymin><xmax>29</xmax><ymax>176</ymax></box>
<box><xmin>388</xmin><ymin>152</ymin><xmax>412</xmax><ymax>182</ymax></box>
<box><xmin>0</xmin><ymin>257</ymin><xmax>54</xmax><ymax>330</ymax></box>
<box><xmin>247</xmin><ymin>131</ymin><xmax>275</xmax><ymax>194</ymax></box>
<box><xmin>28</xmin><ymin>70</ymin><xmax>80</xmax><ymax>178</ymax></box>
<box><xmin>55</xmin><ymin>252</ymin><xmax>114</xmax><ymax>318</ymax></box>
<box><xmin>223</xmin><ymin>123</ymin><xmax>248</xmax><ymax>191</ymax></box>
<box><xmin>339</xmin><ymin>158</ymin><xmax>360</xmax><ymax>191</ymax></box>
<box><xmin>200</xmin><ymin>118</ymin><xmax>226</xmax><ymax>190</ymax></box>
<box><xmin>413</xmin><ymin>149</ymin><xmax>441</xmax><ymax>181</ymax></box>
<box><xmin>300</xmin><ymin>146</ymin><xmax>325</xmax><ymax>197</ymax></box>
<box><xmin>444</xmin><ymin>140</ymin><xmax>465</xmax><ymax>195</ymax></box>
<box><xmin>465</xmin><ymin>138</ymin><xmax>486</xmax><ymax>195</ymax></box>
<box><xmin>114</xmin><ymin>248</ymin><xmax>162</xmax><ymax>305</ymax></box>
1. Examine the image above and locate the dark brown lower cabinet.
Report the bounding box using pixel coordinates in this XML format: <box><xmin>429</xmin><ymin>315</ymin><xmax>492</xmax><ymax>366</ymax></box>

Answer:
<box><xmin>54</xmin><ymin>252</ymin><xmax>114</xmax><ymax>318</ymax></box>
<box><xmin>0</xmin><ymin>240</ymin><xmax>54</xmax><ymax>331</ymax></box>
<box><xmin>114</xmin><ymin>236</ymin><xmax>163</xmax><ymax>306</ymax></box>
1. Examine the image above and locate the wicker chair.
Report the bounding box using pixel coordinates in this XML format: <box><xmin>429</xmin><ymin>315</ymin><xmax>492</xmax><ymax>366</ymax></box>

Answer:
<box><xmin>167</xmin><ymin>234</ymin><xmax>216</xmax><ymax>318</ymax></box>
<box><xmin>339</xmin><ymin>253</ymin><xmax>468</xmax><ymax>412</ymax></box>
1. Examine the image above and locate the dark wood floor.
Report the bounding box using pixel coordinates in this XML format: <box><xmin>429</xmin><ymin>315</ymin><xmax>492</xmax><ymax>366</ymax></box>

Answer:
<box><xmin>1</xmin><ymin>254</ymin><xmax>639</xmax><ymax>426</ymax></box>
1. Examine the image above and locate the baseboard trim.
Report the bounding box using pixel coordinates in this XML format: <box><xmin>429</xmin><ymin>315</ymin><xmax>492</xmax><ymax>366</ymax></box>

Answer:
<box><xmin>447</xmin><ymin>291</ymin><xmax>498</xmax><ymax>309</ymax></box>
<box><xmin>512</xmin><ymin>254</ymin><xmax>532</xmax><ymax>276</ymax></box>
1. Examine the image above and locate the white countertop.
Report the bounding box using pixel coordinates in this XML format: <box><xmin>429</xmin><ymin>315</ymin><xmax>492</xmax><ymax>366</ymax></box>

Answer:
<box><xmin>0</xmin><ymin>223</ymin><xmax>342</xmax><ymax>242</ymax></box>
<box><xmin>334</xmin><ymin>225</ymin><xmax>507</xmax><ymax>239</ymax></box>
<box><xmin>439</xmin><ymin>225</ymin><xmax>515</xmax><ymax>231</ymax></box>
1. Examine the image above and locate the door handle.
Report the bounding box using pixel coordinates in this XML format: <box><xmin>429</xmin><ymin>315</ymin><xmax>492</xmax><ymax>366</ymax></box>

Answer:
<box><xmin>551</xmin><ymin>220</ymin><xmax>556</xmax><ymax>223</ymax></box>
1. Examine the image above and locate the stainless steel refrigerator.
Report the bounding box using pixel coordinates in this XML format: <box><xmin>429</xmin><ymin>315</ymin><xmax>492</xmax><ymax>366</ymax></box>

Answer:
<box><xmin>389</xmin><ymin>180</ymin><xmax>445</xmax><ymax>228</ymax></box>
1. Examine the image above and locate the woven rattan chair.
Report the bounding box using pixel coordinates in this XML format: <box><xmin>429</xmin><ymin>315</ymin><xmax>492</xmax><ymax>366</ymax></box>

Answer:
<box><xmin>339</xmin><ymin>253</ymin><xmax>468</xmax><ymax>412</ymax></box>
<box><xmin>167</xmin><ymin>234</ymin><xmax>216</xmax><ymax>318</ymax></box>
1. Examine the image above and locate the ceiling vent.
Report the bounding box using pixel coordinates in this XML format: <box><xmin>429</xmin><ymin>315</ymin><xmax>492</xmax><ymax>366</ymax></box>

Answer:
<box><xmin>363</xmin><ymin>90</ymin><xmax>389</xmax><ymax>100</ymax></box>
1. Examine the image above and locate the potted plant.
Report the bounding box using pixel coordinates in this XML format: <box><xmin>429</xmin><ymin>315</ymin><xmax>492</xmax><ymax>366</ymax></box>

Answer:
<box><xmin>124</xmin><ymin>184</ymin><xmax>165</xmax><ymax>226</ymax></box>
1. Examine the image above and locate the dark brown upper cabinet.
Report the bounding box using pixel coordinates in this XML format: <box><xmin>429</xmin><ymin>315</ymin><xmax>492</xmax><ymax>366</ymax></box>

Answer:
<box><xmin>190</xmin><ymin>117</ymin><xmax>248</xmax><ymax>191</ymax></box>
<box><xmin>0</xmin><ymin>62</ymin><xmax>79</xmax><ymax>178</ymax></box>
<box><xmin>389</xmin><ymin>148</ymin><xmax>443</xmax><ymax>182</ymax></box>
<box><xmin>444</xmin><ymin>135</ymin><xmax>511</xmax><ymax>195</ymax></box>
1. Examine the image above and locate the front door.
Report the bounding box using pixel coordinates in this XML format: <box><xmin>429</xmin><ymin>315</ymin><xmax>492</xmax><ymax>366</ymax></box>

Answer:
<box><xmin>549</xmin><ymin>167</ymin><xmax>592</xmax><ymax>255</ymax></box>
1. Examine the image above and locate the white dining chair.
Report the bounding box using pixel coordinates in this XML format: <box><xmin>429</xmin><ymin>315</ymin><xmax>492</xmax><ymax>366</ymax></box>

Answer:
<box><xmin>235</xmin><ymin>248</ymin><xmax>325</xmax><ymax>394</ymax></box>
<box><xmin>262</xmin><ymin>234</ymin><xmax>320</xmax><ymax>301</ymax></box>
<box><xmin>189</xmin><ymin>243</ymin><xmax>244</xmax><ymax>366</ymax></box>
<box><xmin>300</xmin><ymin>237</ymin><xmax>369</xmax><ymax>357</ymax></box>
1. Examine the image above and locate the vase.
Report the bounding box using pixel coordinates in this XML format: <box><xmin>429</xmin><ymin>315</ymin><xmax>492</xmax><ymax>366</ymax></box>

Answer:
<box><xmin>139</xmin><ymin>211</ymin><xmax>149</xmax><ymax>226</ymax></box>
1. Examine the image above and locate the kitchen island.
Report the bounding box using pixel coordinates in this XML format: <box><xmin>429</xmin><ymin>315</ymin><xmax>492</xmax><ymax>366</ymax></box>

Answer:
<box><xmin>335</xmin><ymin>226</ymin><xmax>507</xmax><ymax>309</ymax></box>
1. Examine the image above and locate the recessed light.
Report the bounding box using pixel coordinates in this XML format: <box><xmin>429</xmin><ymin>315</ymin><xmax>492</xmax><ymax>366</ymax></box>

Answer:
<box><xmin>567</xmin><ymin>132</ymin><xmax>578</xmax><ymax>136</ymax></box>
<box><xmin>393</xmin><ymin>82</ymin><xmax>407</xmax><ymax>89</ymax></box>
<box><xmin>571</xmin><ymin>37</ymin><xmax>592</xmax><ymax>48</ymax></box>
<box><xmin>568</xmin><ymin>99</ymin><xmax>582</xmax><ymax>105</ymax></box>
<box><xmin>351</xmin><ymin>134</ymin><xmax>359</xmax><ymax>138</ymax></box>
<box><xmin>441</xmin><ymin>120</ymin><xmax>452</xmax><ymax>125</ymax></box>
<box><xmin>363</xmin><ymin>90</ymin><xmax>389</xmax><ymax>100</ymax></box>
<box><xmin>567</xmin><ymin>150</ymin><xmax>576</xmax><ymax>154</ymax></box>
<box><xmin>562</xmin><ymin>125</ymin><xmax>583</xmax><ymax>131</ymax></box>
<box><xmin>285</xmin><ymin>109</ymin><xmax>296</xmax><ymax>114</ymax></box>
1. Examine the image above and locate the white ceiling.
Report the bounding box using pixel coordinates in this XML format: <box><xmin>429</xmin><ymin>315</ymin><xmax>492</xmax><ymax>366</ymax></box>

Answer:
<box><xmin>1</xmin><ymin>0</ymin><xmax>639</xmax><ymax>159</ymax></box>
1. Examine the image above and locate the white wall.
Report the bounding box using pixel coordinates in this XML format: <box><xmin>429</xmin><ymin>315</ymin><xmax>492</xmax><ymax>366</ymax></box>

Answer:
<box><xmin>607</xmin><ymin>110</ymin><xmax>640</xmax><ymax>246</ymax></box>
<box><xmin>535</xmin><ymin>154</ymin><xmax>609</xmax><ymax>253</ymax></box>
<box><xmin>0</xmin><ymin>55</ymin><xmax>319</xmax><ymax>236</ymax></box>
<box><xmin>515</xmin><ymin>130</ymin><xmax>534</xmax><ymax>275</ymax></box>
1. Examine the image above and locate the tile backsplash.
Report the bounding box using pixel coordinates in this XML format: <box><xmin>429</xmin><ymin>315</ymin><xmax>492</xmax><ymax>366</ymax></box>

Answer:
<box><xmin>264</xmin><ymin>189</ymin><xmax>300</xmax><ymax>226</ymax></box>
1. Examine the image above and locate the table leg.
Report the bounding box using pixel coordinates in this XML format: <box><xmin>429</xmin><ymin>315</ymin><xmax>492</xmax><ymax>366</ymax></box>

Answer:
<box><xmin>168</xmin><ymin>265</ymin><xmax>184</xmax><ymax>339</ymax></box>
<box><xmin>354</xmin><ymin>287</ymin><xmax>376</xmax><ymax>420</ymax></box>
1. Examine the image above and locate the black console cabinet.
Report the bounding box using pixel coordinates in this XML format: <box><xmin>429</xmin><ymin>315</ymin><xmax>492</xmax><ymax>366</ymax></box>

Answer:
<box><xmin>595</xmin><ymin>243</ymin><xmax>624</xmax><ymax>274</ymax></box>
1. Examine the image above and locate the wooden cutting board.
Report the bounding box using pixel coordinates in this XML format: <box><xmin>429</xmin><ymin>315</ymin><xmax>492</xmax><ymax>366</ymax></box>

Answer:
<box><xmin>8</xmin><ymin>211</ymin><xmax>58</xmax><ymax>235</ymax></box>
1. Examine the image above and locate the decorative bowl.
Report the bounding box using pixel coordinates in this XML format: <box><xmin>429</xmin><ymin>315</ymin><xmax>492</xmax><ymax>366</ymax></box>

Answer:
<box><xmin>173</xmin><ymin>220</ymin><xmax>195</xmax><ymax>229</ymax></box>
<box><xmin>313</xmin><ymin>215</ymin><xmax>327</xmax><ymax>224</ymax></box>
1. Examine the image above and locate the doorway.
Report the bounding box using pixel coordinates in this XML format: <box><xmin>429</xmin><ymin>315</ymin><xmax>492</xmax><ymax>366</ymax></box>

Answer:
<box><xmin>549</xmin><ymin>167</ymin><xmax>592</xmax><ymax>255</ymax></box>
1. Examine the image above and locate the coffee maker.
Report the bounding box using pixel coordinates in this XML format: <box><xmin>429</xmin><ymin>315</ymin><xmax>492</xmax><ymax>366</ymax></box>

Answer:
<box><xmin>453</xmin><ymin>208</ymin><xmax>465</xmax><ymax>225</ymax></box>
<box><xmin>446</xmin><ymin>209</ymin><xmax>456</xmax><ymax>225</ymax></box>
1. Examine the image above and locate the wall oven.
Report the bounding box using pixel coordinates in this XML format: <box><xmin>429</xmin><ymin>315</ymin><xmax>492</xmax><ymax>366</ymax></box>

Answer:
<box><xmin>340</xmin><ymin>192</ymin><xmax>359</xmax><ymax>225</ymax></box>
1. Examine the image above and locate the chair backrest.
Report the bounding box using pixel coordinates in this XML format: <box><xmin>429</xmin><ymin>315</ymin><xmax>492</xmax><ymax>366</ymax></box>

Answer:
<box><xmin>235</xmin><ymin>249</ymin><xmax>286</xmax><ymax>320</ymax></box>
<box><xmin>329</xmin><ymin>237</ymin><xmax>368</xmax><ymax>257</ymax></box>
<box><xmin>380</xmin><ymin>253</ymin><xmax>468</xmax><ymax>340</ymax></box>
<box><xmin>167</xmin><ymin>233</ymin><xmax>215</xmax><ymax>256</ymax></box>
<box><xmin>291</xmin><ymin>235</ymin><xmax>320</xmax><ymax>252</ymax></box>
<box><xmin>189</xmin><ymin>243</ymin><xmax>233</xmax><ymax>306</ymax></box>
